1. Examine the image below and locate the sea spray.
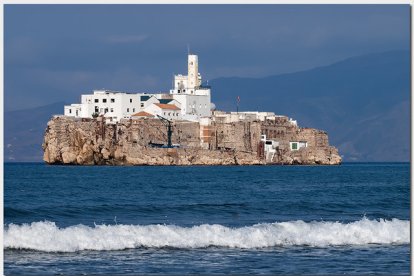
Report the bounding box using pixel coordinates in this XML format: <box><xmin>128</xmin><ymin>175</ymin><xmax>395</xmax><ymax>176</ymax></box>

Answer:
<box><xmin>4</xmin><ymin>218</ymin><xmax>409</xmax><ymax>252</ymax></box>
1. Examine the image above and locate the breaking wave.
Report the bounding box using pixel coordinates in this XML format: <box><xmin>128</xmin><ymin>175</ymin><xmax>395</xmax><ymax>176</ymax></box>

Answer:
<box><xmin>4</xmin><ymin>218</ymin><xmax>409</xmax><ymax>252</ymax></box>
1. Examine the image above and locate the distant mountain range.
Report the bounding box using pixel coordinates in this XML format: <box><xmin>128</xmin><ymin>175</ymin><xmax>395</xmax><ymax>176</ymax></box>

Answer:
<box><xmin>5</xmin><ymin>102</ymin><xmax>65</xmax><ymax>162</ymax></box>
<box><xmin>4</xmin><ymin>50</ymin><xmax>410</xmax><ymax>162</ymax></box>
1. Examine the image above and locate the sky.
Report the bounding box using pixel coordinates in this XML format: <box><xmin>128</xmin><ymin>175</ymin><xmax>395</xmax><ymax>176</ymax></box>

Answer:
<box><xmin>4</xmin><ymin>4</ymin><xmax>410</xmax><ymax>111</ymax></box>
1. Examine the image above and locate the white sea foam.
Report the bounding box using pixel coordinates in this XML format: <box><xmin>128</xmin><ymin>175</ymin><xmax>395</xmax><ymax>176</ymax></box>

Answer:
<box><xmin>4</xmin><ymin>218</ymin><xmax>409</xmax><ymax>252</ymax></box>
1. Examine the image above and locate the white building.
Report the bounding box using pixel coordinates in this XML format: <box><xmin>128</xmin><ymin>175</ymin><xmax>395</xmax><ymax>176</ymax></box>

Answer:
<box><xmin>261</xmin><ymin>134</ymin><xmax>279</xmax><ymax>163</ymax></box>
<box><xmin>64</xmin><ymin>53</ymin><xmax>211</xmax><ymax>123</ymax></box>
<box><xmin>211</xmin><ymin>111</ymin><xmax>298</xmax><ymax>126</ymax></box>
<box><xmin>169</xmin><ymin>54</ymin><xmax>211</xmax><ymax>119</ymax></box>
<box><xmin>144</xmin><ymin>103</ymin><xmax>182</xmax><ymax>121</ymax></box>
<box><xmin>65</xmin><ymin>90</ymin><xmax>154</xmax><ymax>123</ymax></box>
<box><xmin>290</xmin><ymin>141</ymin><xmax>307</xmax><ymax>151</ymax></box>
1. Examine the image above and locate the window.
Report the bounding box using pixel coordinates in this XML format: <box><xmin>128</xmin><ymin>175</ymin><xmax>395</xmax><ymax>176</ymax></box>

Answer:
<box><xmin>103</xmin><ymin>99</ymin><xmax>107</xmax><ymax>103</ymax></box>
<box><xmin>111</xmin><ymin>99</ymin><xmax>115</xmax><ymax>103</ymax></box>
<box><xmin>183</xmin><ymin>89</ymin><xmax>186</xmax><ymax>92</ymax></box>
<box><xmin>291</xmin><ymin>142</ymin><xmax>298</xmax><ymax>150</ymax></box>
<box><xmin>104</xmin><ymin>108</ymin><xmax>108</xmax><ymax>113</ymax></box>
<box><xmin>133</xmin><ymin>108</ymin><xmax>135</xmax><ymax>112</ymax></box>
<box><xmin>127</xmin><ymin>108</ymin><xmax>130</xmax><ymax>112</ymax></box>
<box><xmin>69</xmin><ymin>109</ymin><xmax>72</xmax><ymax>114</ymax></box>
<box><xmin>110</xmin><ymin>108</ymin><xmax>114</xmax><ymax>112</ymax></box>
<box><xmin>95</xmin><ymin>106</ymin><xmax>99</xmax><ymax>112</ymax></box>
<box><xmin>94</xmin><ymin>99</ymin><xmax>99</xmax><ymax>103</ymax></box>
<box><xmin>168</xmin><ymin>112</ymin><xmax>171</xmax><ymax>116</ymax></box>
<box><xmin>140</xmin><ymin>103</ymin><xmax>144</xmax><ymax>108</ymax></box>
<box><xmin>130</xmin><ymin>99</ymin><xmax>132</xmax><ymax>103</ymax></box>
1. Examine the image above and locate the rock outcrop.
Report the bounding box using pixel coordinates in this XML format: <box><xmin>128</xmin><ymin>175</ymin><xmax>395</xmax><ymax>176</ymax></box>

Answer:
<box><xmin>42</xmin><ymin>116</ymin><xmax>341</xmax><ymax>165</ymax></box>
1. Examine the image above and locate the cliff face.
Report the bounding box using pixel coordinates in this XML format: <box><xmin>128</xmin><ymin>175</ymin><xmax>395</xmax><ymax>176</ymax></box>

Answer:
<box><xmin>42</xmin><ymin>116</ymin><xmax>341</xmax><ymax>166</ymax></box>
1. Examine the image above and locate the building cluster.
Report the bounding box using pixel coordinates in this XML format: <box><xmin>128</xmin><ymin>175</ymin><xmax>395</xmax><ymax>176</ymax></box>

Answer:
<box><xmin>64</xmin><ymin>53</ymin><xmax>305</xmax><ymax>153</ymax></box>
<box><xmin>65</xmin><ymin>54</ymin><xmax>211</xmax><ymax>122</ymax></box>
<box><xmin>211</xmin><ymin>110</ymin><xmax>297</xmax><ymax>126</ymax></box>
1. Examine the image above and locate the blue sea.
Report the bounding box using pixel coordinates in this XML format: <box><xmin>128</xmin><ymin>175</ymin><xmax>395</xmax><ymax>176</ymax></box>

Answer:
<box><xmin>4</xmin><ymin>162</ymin><xmax>410</xmax><ymax>275</ymax></box>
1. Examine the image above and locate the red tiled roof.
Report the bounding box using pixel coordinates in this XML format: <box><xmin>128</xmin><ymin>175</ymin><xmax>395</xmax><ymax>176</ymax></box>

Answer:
<box><xmin>132</xmin><ymin>111</ymin><xmax>154</xmax><ymax>117</ymax></box>
<box><xmin>154</xmin><ymin>103</ymin><xmax>181</xmax><ymax>110</ymax></box>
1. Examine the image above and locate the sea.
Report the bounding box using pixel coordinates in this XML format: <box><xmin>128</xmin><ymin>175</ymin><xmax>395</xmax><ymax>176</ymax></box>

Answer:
<box><xmin>4</xmin><ymin>162</ymin><xmax>410</xmax><ymax>275</ymax></box>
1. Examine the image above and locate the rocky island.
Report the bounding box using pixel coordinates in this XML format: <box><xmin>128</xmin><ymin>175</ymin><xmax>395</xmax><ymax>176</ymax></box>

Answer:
<box><xmin>42</xmin><ymin>113</ymin><xmax>341</xmax><ymax>166</ymax></box>
<box><xmin>42</xmin><ymin>53</ymin><xmax>341</xmax><ymax>165</ymax></box>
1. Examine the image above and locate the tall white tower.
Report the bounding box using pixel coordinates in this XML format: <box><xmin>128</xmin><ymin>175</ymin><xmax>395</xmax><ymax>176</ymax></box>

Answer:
<box><xmin>187</xmin><ymin>54</ymin><xmax>199</xmax><ymax>89</ymax></box>
<box><xmin>169</xmin><ymin>52</ymin><xmax>211</xmax><ymax>120</ymax></box>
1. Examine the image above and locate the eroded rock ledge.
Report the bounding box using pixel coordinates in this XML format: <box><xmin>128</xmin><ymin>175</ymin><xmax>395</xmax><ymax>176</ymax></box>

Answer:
<box><xmin>42</xmin><ymin>116</ymin><xmax>341</xmax><ymax>165</ymax></box>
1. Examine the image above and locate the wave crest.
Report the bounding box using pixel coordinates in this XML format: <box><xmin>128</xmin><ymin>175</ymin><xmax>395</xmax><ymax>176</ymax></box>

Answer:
<box><xmin>4</xmin><ymin>218</ymin><xmax>409</xmax><ymax>252</ymax></box>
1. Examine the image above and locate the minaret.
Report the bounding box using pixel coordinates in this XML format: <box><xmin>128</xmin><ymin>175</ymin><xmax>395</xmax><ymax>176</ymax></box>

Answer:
<box><xmin>187</xmin><ymin>54</ymin><xmax>199</xmax><ymax>90</ymax></box>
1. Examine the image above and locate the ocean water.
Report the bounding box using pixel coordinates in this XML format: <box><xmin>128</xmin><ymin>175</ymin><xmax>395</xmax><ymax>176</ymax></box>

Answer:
<box><xmin>4</xmin><ymin>162</ymin><xmax>410</xmax><ymax>275</ymax></box>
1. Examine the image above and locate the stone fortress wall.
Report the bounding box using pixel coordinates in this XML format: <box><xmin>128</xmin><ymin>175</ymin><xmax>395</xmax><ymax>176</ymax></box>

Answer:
<box><xmin>43</xmin><ymin>115</ymin><xmax>341</xmax><ymax>166</ymax></box>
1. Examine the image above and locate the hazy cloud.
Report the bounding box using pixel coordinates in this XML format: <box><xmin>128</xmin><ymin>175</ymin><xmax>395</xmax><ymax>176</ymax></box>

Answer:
<box><xmin>4</xmin><ymin>4</ymin><xmax>410</xmax><ymax>111</ymax></box>
<box><xmin>5</xmin><ymin>36</ymin><xmax>43</xmax><ymax>64</ymax></box>
<box><xmin>104</xmin><ymin>34</ymin><xmax>148</xmax><ymax>44</ymax></box>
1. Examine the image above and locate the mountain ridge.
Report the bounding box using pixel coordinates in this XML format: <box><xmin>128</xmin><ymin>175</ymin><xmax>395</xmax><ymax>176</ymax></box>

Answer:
<box><xmin>4</xmin><ymin>50</ymin><xmax>409</xmax><ymax>162</ymax></box>
<box><xmin>210</xmin><ymin>49</ymin><xmax>409</xmax><ymax>161</ymax></box>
